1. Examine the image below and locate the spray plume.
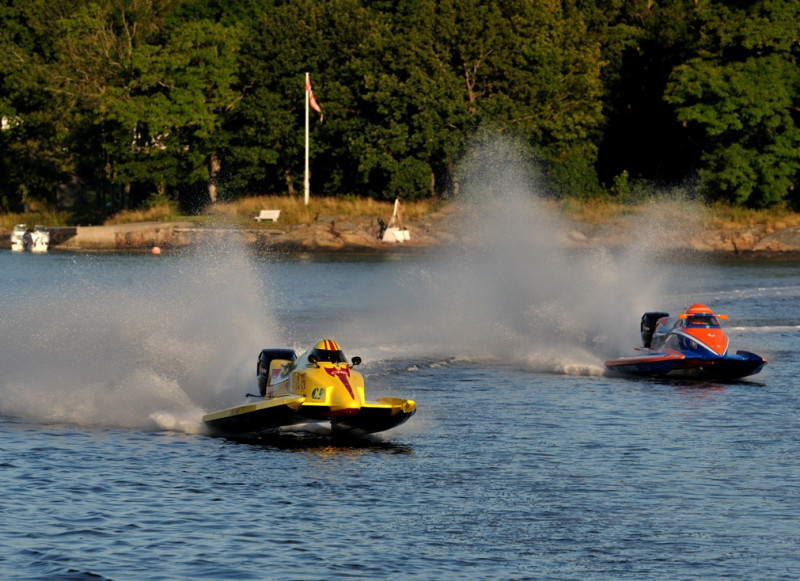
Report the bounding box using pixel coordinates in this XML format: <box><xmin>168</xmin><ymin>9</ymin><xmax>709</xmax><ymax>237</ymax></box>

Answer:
<box><xmin>336</xmin><ymin>137</ymin><xmax>698</xmax><ymax>374</ymax></box>
<box><xmin>0</xmin><ymin>236</ymin><xmax>279</xmax><ymax>432</ymax></box>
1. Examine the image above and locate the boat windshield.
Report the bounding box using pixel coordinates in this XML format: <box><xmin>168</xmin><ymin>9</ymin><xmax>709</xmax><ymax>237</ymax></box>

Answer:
<box><xmin>310</xmin><ymin>348</ymin><xmax>348</xmax><ymax>364</ymax></box>
<box><xmin>686</xmin><ymin>315</ymin><xmax>719</xmax><ymax>327</ymax></box>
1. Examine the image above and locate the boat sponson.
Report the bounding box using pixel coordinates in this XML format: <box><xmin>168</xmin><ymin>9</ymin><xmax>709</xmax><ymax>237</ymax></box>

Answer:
<box><xmin>330</xmin><ymin>398</ymin><xmax>416</xmax><ymax>435</ymax></box>
<box><xmin>605</xmin><ymin>350</ymin><xmax>686</xmax><ymax>376</ymax></box>
<box><xmin>606</xmin><ymin>350</ymin><xmax>766</xmax><ymax>380</ymax></box>
<box><xmin>203</xmin><ymin>396</ymin><xmax>416</xmax><ymax>436</ymax></box>
<box><xmin>202</xmin><ymin>396</ymin><xmax>306</xmax><ymax>434</ymax></box>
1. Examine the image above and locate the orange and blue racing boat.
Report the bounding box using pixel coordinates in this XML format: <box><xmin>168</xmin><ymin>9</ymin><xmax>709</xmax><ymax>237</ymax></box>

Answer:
<box><xmin>202</xmin><ymin>339</ymin><xmax>416</xmax><ymax>437</ymax></box>
<box><xmin>605</xmin><ymin>304</ymin><xmax>767</xmax><ymax>380</ymax></box>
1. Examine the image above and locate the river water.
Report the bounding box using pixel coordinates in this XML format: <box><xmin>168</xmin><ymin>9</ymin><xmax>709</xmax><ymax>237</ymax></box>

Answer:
<box><xmin>2</xmin><ymin>195</ymin><xmax>799</xmax><ymax>579</ymax></box>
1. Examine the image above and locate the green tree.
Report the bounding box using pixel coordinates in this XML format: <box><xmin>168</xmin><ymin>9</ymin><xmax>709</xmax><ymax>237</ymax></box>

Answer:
<box><xmin>665</xmin><ymin>0</ymin><xmax>800</xmax><ymax>207</ymax></box>
<box><xmin>347</xmin><ymin>0</ymin><xmax>605</xmax><ymax>199</ymax></box>
<box><xmin>583</xmin><ymin>0</ymin><xmax>700</xmax><ymax>190</ymax></box>
<box><xmin>227</xmin><ymin>0</ymin><xmax>606</xmax><ymax>201</ymax></box>
<box><xmin>109</xmin><ymin>19</ymin><xmax>241</xmax><ymax>208</ymax></box>
<box><xmin>498</xmin><ymin>0</ymin><xmax>605</xmax><ymax>198</ymax></box>
<box><xmin>0</xmin><ymin>0</ymin><xmax>77</xmax><ymax>209</ymax></box>
<box><xmin>8</xmin><ymin>0</ymin><xmax>797</xmax><ymax>215</ymax></box>
<box><xmin>53</xmin><ymin>1</ymin><xmax>241</xmax><ymax>210</ymax></box>
<box><xmin>345</xmin><ymin>0</ymin><xmax>471</xmax><ymax>199</ymax></box>
<box><xmin>224</xmin><ymin>0</ymin><xmax>331</xmax><ymax>198</ymax></box>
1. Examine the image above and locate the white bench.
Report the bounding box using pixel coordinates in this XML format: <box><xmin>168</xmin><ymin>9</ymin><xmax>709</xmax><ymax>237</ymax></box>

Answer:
<box><xmin>254</xmin><ymin>210</ymin><xmax>281</xmax><ymax>222</ymax></box>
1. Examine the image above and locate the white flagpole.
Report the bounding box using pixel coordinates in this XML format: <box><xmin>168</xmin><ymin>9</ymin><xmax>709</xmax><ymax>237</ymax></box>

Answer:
<box><xmin>304</xmin><ymin>72</ymin><xmax>310</xmax><ymax>206</ymax></box>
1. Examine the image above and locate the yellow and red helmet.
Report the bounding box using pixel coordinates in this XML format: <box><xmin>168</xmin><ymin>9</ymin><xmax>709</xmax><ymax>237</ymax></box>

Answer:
<box><xmin>315</xmin><ymin>339</ymin><xmax>342</xmax><ymax>352</ymax></box>
<box><xmin>311</xmin><ymin>339</ymin><xmax>347</xmax><ymax>363</ymax></box>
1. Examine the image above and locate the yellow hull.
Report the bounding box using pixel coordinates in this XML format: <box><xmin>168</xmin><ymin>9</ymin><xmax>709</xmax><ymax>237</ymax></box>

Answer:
<box><xmin>202</xmin><ymin>395</ymin><xmax>415</xmax><ymax>436</ymax></box>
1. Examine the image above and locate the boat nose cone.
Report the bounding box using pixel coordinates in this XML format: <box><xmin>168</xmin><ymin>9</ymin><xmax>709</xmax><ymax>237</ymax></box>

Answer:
<box><xmin>685</xmin><ymin>328</ymin><xmax>728</xmax><ymax>355</ymax></box>
<box><xmin>708</xmin><ymin>329</ymin><xmax>728</xmax><ymax>355</ymax></box>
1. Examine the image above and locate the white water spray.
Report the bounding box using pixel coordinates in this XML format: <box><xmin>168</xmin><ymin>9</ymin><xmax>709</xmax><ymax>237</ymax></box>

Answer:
<box><xmin>0</xmin><ymin>140</ymin><xmax>709</xmax><ymax>435</ymax></box>
<box><xmin>336</xmin><ymin>138</ymin><xmax>699</xmax><ymax>374</ymax></box>
<box><xmin>0</xmin><ymin>236</ymin><xmax>281</xmax><ymax>432</ymax></box>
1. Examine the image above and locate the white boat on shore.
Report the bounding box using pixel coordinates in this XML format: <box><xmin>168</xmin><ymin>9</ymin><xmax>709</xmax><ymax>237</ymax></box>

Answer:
<box><xmin>378</xmin><ymin>199</ymin><xmax>411</xmax><ymax>243</ymax></box>
<box><xmin>10</xmin><ymin>224</ymin><xmax>50</xmax><ymax>253</ymax></box>
<box><xmin>10</xmin><ymin>224</ymin><xmax>26</xmax><ymax>251</ymax></box>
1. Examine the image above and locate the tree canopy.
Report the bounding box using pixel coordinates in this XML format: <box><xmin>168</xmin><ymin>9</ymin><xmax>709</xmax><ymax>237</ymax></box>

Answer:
<box><xmin>1</xmin><ymin>0</ymin><xmax>798</xmax><ymax>214</ymax></box>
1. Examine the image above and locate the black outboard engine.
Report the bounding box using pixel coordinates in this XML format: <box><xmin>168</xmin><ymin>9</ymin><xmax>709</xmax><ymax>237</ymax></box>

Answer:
<box><xmin>256</xmin><ymin>348</ymin><xmax>297</xmax><ymax>396</ymax></box>
<box><xmin>640</xmin><ymin>312</ymin><xmax>670</xmax><ymax>348</ymax></box>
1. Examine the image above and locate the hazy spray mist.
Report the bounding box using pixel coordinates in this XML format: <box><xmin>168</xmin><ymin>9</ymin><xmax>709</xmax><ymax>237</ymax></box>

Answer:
<box><xmin>0</xmin><ymin>236</ymin><xmax>279</xmax><ymax>433</ymax></box>
<box><xmin>1</xmin><ymin>138</ymin><xmax>703</xmax><ymax>432</ymax></box>
<box><xmin>335</xmin><ymin>138</ymin><xmax>697</xmax><ymax>374</ymax></box>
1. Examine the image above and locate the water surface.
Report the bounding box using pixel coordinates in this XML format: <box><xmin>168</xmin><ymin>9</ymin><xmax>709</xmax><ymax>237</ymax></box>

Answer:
<box><xmin>1</xmin><ymin>241</ymin><xmax>798</xmax><ymax>580</ymax></box>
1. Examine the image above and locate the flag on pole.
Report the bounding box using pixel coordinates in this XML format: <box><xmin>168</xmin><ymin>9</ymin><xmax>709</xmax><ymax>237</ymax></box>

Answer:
<box><xmin>306</xmin><ymin>76</ymin><xmax>323</xmax><ymax>121</ymax></box>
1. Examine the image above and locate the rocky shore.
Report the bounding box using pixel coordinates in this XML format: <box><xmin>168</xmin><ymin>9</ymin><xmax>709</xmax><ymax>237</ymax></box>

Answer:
<box><xmin>5</xmin><ymin>207</ymin><xmax>800</xmax><ymax>256</ymax></box>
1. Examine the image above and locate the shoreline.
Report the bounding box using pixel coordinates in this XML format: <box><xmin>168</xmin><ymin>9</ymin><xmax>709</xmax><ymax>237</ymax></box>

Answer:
<box><xmin>5</xmin><ymin>210</ymin><xmax>800</xmax><ymax>257</ymax></box>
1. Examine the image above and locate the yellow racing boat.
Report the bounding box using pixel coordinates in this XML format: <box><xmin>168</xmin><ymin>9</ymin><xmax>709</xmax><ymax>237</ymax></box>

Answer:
<box><xmin>202</xmin><ymin>339</ymin><xmax>416</xmax><ymax>437</ymax></box>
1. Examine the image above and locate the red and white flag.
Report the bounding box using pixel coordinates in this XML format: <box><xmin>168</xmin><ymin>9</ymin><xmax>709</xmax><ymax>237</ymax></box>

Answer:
<box><xmin>306</xmin><ymin>76</ymin><xmax>323</xmax><ymax>121</ymax></box>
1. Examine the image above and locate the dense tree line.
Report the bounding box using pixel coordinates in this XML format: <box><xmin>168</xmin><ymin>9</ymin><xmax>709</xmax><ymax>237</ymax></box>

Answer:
<box><xmin>1</xmin><ymin>0</ymin><xmax>798</xmax><ymax>215</ymax></box>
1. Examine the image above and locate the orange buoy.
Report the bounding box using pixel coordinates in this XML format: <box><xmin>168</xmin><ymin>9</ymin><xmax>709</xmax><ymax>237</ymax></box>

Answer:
<box><xmin>151</xmin><ymin>246</ymin><xmax>162</xmax><ymax>255</ymax></box>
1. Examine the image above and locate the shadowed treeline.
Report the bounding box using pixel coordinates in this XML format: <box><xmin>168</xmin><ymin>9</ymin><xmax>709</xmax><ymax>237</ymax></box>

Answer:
<box><xmin>1</xmin><ymin>0</ymin><xmax>798</xmax><ymax>216</ymax></box>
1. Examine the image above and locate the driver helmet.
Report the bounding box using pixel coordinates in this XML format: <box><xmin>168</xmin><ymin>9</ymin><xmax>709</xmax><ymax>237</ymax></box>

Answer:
<box><xmin>686</xmin><ymin>303</ymin><xmax>713</xmax><ymax>315</ymax></box>
<box><xmin>684</xmin><ymin>304</ymin><xmax>717</xmax><ymax>327</ymax></box>
<box><xmin>311</xmin><ymin>339</ymin><xmax>347</xmax><ymax>363</ymax></box>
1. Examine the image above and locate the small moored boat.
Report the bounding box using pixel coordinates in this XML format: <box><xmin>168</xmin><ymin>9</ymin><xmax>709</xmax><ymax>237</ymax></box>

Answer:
<box><xmin>10</xmin><ymin>224</ymin><xmax>26</xmax><ymax>252</ymax></box>
<box><xmin>10</xmin><ymin>224</ymin><xmax>50</xmax><ymax>253</ymax></box>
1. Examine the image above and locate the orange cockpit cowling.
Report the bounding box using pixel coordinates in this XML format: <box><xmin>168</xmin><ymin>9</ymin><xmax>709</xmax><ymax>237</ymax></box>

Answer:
<box><xmin>684</xmin><ymin>327</ymin><xmax>728</xmax><ymax>355</ymax></box>
<box><xmin>681</xmin><ymin>304</ymin><xmax>728</xmax><ymax>355</ymax></box>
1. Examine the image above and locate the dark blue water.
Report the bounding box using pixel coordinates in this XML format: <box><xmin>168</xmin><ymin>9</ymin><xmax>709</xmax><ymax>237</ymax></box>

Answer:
<box><xmin>2</xmin><ymin>242</ymin><xmax>799</xmax><ymax>580</ymax></box>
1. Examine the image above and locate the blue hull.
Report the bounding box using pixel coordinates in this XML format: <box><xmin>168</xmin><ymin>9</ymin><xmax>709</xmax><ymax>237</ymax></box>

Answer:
<box><xmin>606</xmin><ymin>350</ymin><xmax>766</xmax><ymax>380</ymax></box>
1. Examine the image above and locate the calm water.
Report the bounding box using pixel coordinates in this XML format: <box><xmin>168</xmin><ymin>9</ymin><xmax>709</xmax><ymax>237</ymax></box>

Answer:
<box><xmin>2</xmin><ymin>238</ymin><xmax>799</xmax><ymax>580</ymax></box>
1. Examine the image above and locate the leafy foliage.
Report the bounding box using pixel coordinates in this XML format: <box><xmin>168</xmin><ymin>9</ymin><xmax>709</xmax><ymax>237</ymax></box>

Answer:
<box><xmin>1</xmin><ymin>0</ymin><xmax>798</xmax><ymax>215</ymax></box>
<box><xmin>664</xmin><ymin>0</ymin><xmax>800</xmax><ymax>207</ymax></box>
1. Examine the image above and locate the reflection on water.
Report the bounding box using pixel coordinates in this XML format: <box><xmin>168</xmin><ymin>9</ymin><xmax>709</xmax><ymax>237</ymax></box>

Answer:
<box><xmin>632</xmin><ymin>375</ymin><xmax>769</xmax><ymax>391</ymax></box>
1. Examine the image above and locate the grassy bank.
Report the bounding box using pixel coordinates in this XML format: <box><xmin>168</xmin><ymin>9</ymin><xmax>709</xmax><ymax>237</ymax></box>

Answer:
<box><xmin>189</xmin><ymin>195</ymin><xmax>443</xmax><ymax>227</ymax></box>
<box><xmin>0</xmin><ymin>196</ymin><xmax>441</xmax><ymax>230</ymax></box>
<box><xmin>3</xmin><ymin>195</ymin><xmax>800</xmax><ymax>232</ymax></box>
<box><xmin>559</xmin><ymin>198</ymin><xmax>800</xmax><ymax>231</ymax></box>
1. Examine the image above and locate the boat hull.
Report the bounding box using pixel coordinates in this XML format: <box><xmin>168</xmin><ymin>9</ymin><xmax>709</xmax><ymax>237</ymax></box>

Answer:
<box><xmin>202</xmin><ymin>395</ymin><xmax>416</xmax><ymax>437</ymax></box>
<box><xmin>606</xmin><ymin>349</ymin><xmax>766</xmax><ymax>380</ymax></box>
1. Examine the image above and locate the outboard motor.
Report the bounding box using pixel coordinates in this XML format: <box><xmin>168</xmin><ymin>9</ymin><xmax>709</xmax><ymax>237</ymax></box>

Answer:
<box><xmin>257</xmin><ymin>348</ymin><xmax>297</xmax><ymax>396</ymax></box>
<box><xmin>640</xmin><ymin>312</ymin><xmax>670</xmax><ymax>348</ymax></box>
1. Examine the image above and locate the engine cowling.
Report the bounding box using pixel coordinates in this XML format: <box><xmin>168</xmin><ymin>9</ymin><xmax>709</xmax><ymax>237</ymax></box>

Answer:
<box><xmin>641</xmin><ymin>312</ymin><xmax>670</xmax><ymax>348</ymax></box>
